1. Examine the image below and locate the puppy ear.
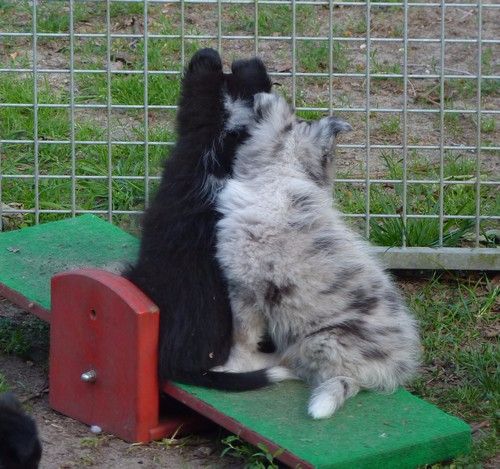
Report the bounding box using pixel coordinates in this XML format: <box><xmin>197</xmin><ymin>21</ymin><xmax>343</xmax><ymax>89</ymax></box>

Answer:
<box><xmin>323</xmin><ymin>116</ymin><xmax>353</xmax><ymax>136</ymax></box>
<box><xmin>186</xmin><ymin>48</ymin><xmax>222</xmax><ymax>74</ymax></box>
<box><xmin>229</xmin><ymin>58</ymin><xmax>272</xmax><ymax>100</ymax></box>
<box><xmin>253</xmin><ymin>92</ymin><xmax>276</xmax><ymax>120</ymax></box>
<box><xmin>310</xmin><ymin>116</ymin><xmax>352</xmax><ymax>151</ymax></box>
<box><xmin>253</xmin><ymin>93</ymin><xmax>293</xmax><ymax>126</ymax></box>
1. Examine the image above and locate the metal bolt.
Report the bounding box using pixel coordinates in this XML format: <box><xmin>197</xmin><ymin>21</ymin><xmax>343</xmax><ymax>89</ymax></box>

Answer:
<box><xmin>81</xmin><ymin>370</ymin><xmax>97</xmax><ymax>383</ymax></box>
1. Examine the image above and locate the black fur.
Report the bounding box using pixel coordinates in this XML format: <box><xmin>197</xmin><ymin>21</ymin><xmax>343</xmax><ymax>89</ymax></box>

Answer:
<box><xmin>0</xmin><ymin>393</ymin><xmax>42</xmax><ymax>469</ymax></box>
<box><xmin>124</xmin><ymin>49</ymin><xmax>273</xmax><ymax>390</ymax></box>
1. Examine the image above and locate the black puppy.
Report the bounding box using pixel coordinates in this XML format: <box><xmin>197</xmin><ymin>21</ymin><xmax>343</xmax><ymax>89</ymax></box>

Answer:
<box><xmin>0</xmin><ymin>393</ymin><xmax>42</xmax><ymax>469</ymax></box>
<box><xmin>125</xmin><ymin>49</ymin><xmax>280</xmax><ymax>390</ymax></box>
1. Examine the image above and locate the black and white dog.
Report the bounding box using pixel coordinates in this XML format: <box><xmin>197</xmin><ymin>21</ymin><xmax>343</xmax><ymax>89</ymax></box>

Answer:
<box><xmin>125</xmin><ymin>49</ymin><xmax>289</xmax><ymax>390</ymax></box>
<box><xmin>0</xmin><ymin>393</ymin><xmax>42</xmax><ymax>469</ymax></box>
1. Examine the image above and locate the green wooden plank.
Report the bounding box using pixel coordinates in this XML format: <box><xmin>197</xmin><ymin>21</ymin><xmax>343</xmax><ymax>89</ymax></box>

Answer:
<box><xmin>176</xmin><ymin>382</ymin><xmax>471</xmax><ymax>468</ymax></box>
<box><xmin>0</xmin><ymin>215</ymin><xmax>139</xmax><ymax>309</ymax></box>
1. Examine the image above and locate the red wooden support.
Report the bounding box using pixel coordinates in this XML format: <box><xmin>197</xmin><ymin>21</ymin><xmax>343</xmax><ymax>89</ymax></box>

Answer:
<box><xmin>49</xmin><ymin>269</ymin><xmax>203</xmax><ymax>442</ymax></box>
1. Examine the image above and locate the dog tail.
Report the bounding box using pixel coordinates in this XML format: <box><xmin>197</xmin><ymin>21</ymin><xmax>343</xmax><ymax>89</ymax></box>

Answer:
<box><xmin>307</xmin><ymin>377</ymin><xmax>360</xmax><ymax>419</ymax></box>
<box><xmin>171</xmin><ymin>366</ymin><xmax>295</xmax><ymax>392</ymax></box>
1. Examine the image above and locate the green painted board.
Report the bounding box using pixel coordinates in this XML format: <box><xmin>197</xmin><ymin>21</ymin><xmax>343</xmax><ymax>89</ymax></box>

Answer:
<box><xmin>0</xmin><ymin>215</ymin><xmax>139</xmax><ymax>309</ymax></box>
<box><xmin>0</xmin><ymin>215</ymin><xmax>471</xmax><ymax>467</ymax></box>
<box><xmin>176</xmin><ymin>382</ymin><xmax>471</xmax><ymax>468</ymax></box>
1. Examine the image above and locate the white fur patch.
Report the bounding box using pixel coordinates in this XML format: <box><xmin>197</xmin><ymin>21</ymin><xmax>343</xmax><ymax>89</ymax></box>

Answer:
<box><xmin>308</xmin><ymin>393</ymin><xmax>339</xmax><ymax>419</ymax></box>
<box><xmin>266</xmin><ymin>366</ymin><xmax>299</xmax><ymax>383</ymax></box>
<box><xmin>198</xmin><ymin>171</ymin><xmax>226</xmax><ymax>203</ymax></box>
<box><xmin>212</xmin><ymin>344</ymin><xmax>282</xmax><ymax>373</ymax></box>
<box><xmin>308</xmin><ymin>377</ymin><xmax>358</xmax><ymax>419</ymax></box>
<box><xmin>224</xmin><ymin>96</ymin><xmax>254</xmax><ymax>131</ymax></box>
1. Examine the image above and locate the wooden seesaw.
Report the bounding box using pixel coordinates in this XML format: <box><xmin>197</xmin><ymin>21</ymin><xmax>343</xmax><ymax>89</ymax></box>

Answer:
<box><xmin>0</xmin><ymin>214</ymin><xmax>471</xmax><ymax>468</ymax></box>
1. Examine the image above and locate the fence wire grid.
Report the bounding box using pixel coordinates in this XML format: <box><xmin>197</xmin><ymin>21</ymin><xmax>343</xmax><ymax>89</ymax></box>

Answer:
<box><xmin>0</xmin><ymin>0</ymin><xmax>498</xmax><ymax>269</ymax></box>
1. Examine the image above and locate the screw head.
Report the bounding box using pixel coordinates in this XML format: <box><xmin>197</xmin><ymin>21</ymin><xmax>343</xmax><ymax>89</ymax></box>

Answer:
<box><xmin>81</xmin><ymin>370</ymin><xmax>97</xmax><ymax>383</ymax></box>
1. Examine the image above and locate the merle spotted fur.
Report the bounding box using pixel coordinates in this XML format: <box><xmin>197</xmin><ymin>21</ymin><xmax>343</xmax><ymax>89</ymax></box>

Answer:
<box><xmin>216</xmin><ymin>93</ymin><xmax>421</xmax><ymax>417</ymax></box>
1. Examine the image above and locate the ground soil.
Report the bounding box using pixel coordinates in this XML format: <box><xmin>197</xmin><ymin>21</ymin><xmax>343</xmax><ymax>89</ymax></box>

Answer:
<box><xmin>0</xmin><ymin>297</ymin><xmax>242</xmax><ymax>469</ymax></box>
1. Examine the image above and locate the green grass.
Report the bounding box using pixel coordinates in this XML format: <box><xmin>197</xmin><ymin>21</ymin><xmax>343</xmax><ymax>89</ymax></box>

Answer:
<box><xmin>0</xmin><ymin>65</ymin><xmax>176</xmax><ymax>226</ymax></box>
<box><xmin>481</xmin><ymin>117</ymin><xmax>496</xmax><ymax>134</ymax></box>
<box><xmin>1</xmin><ymin>64</ymin><xmax>497</xmax><ymax>248</ymax></box>
<box><xmin>335</xmin><ymin>151</ymin><xmax>498</xmax><ymax>247</ymax></box>
<box><xmin>0</xmin><ymin>0</ymin><xmax>146</xmax><ymax>33</ymax></box>
<box><xmin>224</xmin><ymin>4</ymin><xmax>254</xmax><ymax>33</ymax></box>
<box><xmin>443</xmin><ymin>111</ymin><xmax>462</xmax><ymax>137</ymax></box>
<box><xmin>370</xmin><ymin>49</ymin><xmax>402</xmax><ymax>75</ymax></box>
<box><xmin>379</xmin><ymin>115</ymin><xmax>401</xmax><ymax>136</ymax></box>
<box><xmin>446</xmin><ymin>50</ymin><xmax>499</xmax><ymax>100</ymax></box>
<box><xmin>0</xmin><ymin>316</ymin><xmax>49</xmax><ymax>359</ymax></box>
<box><xmin>0</xmin><ymin>372</ymin><xmax>9</xmax><ymax>393</ymax></box>
<box><xmin>297</xmin><ymin>40</ymin><xmax>349</xmax><ymax>74</ymax></box>
<box><xmin>258</xmin><ymin>4</ymin><xmax>292</xmax><ymax>36</ymax></box>
<box><xmin>221</xmin><ymin>435</ymin><xmax>282</xmax><ymax>469</ymax></box>
<box><xmin>408</xmin><ymin>274</ymin><xmax>499</xmax><ymax>467</ymax></box>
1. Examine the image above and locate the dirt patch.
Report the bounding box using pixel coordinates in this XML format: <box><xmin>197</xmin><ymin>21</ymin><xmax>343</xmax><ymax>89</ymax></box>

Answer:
<box><xmin>0</xmin><ymin>298</ymin><xmax>242</xmax><ymax>469</ymax></box>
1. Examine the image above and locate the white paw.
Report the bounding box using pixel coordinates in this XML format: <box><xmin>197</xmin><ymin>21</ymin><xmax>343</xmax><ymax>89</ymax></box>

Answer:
<box><xmin>307</xmin><ymin>393</ymin><xmax>338</xmax><ymax>419</ymax></box>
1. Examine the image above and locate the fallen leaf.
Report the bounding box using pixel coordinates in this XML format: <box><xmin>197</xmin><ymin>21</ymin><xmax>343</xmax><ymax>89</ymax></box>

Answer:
<box><xmin>471</xmin><ymin>421</ymin><xmax>490</xmax><ymax>433</ymax></box>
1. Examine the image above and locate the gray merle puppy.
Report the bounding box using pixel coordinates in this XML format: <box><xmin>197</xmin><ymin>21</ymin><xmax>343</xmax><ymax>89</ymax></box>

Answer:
<box><xmin>215</xmin><ymin>93</ymin><xmax>420</xmax><ymax>419</ymax></box>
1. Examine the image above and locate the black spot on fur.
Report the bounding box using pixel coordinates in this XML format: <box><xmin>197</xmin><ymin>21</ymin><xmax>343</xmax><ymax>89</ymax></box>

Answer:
<box><xmin>347</xmin><ymin>292</ymin><xmax>380</xmax><ymax>315</ymax></box>
<box><xmin>305</xmin><ymin>167</ymin><xmax>328</xmax><ymax>186</ymax></box>
<box><xmin>273</xmin><ymin>141</ymin><xmax>284</xmax><ymax>155</ymax></box>
<box><xmin>320</xmin><ymin>265</ymin><xmax>361</xmax><ymax>294</ymax></box>
<box><xmin>321</xmin><ymin>154</ymin><xmax>329</xmax><ymax>172</ymax></box>
<box><xmin>395</xmin><ymin>361</ymin><xmax>410</xmax><ymax>375</ymax></box>
<box><xmin>305</xmin><ymin>319</ymin><xmax>368</xmax><ymax>341</ymax></box>
<box><xmin>361</xmin><ymin>348</ymin><xmax>389</xmax><ymax>360</ymax></box>
<box><xmin>340</xmin><ymin>264</ymin><xmax>362</xmax><ymax>280</ymax></box>
<box><xmin>320</xmin><ymin>282</ymin><xmax>342</xmax><ymax>295</ymax></box>
<box><xmin>244</xmin><ymin>228</ymin><xmax>258</xmax><ymax>241</ymax></box>
<box><xmin>257</xmin><ymin>332</ymin><xmax>276</xmax><ymax>353</ymax></box>
<box><xmin>340</xmin><ymin>378</ymin><xmax>349</xmax><ymax>398</ymax></box>
<box><xmin>376</xmin><ymin>326</ymin><xmax>402</xmax><ymax>336</ymax></box>
<box><xmin>312</xmin><ymin>236</ymin><xmax>337</xmax><ymax>254</ymax></box>
<box><xmin>385</xmin><ymin>289</ymin><xmax>402</xmax><ymax>315</ymax></box>
<box><xmin>283</xmin><ymin>122</ymin><xmax>293</xmax><ymax>133</ymax></box>
<box><xmin>290</xmin><ymin>193</ymin><xmax>314</xmax><ymax>210</ymax></box>
<box><xmin>333</xmin><ymin>319</ymin><xmax>369</xmax><ymax>340</ymax></box>
<box><xmin>288</xmin><ymin>218</ymin><xmax>317</xmax><ymax>232</ymax></box>
<box><xmin>255</xmin><ymin>106</ymin><xmax>264</xmax><ymax>121</ymax></box>
<box><xmin>264</xmin><ymin>282</ymin><xmax>296</xmax><ymax>307</ymax></box>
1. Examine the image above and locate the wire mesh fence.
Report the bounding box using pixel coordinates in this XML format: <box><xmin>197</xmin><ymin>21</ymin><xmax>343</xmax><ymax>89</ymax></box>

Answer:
<box><xmin>0</xmin><ymin>0</ymin><xmax>498</xmax><ymax>269</ymax></box>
